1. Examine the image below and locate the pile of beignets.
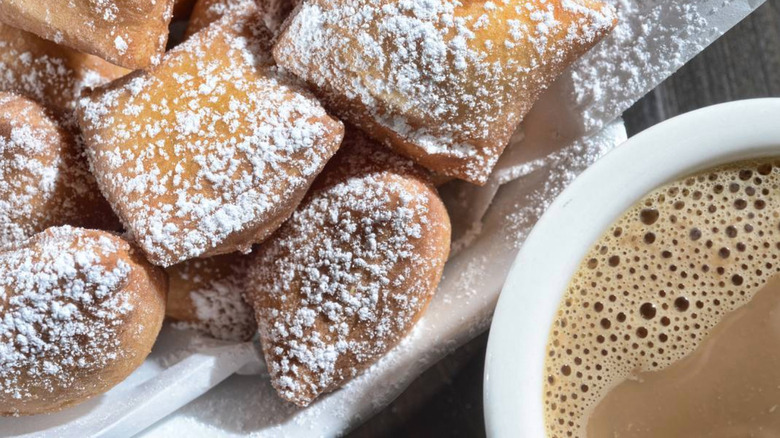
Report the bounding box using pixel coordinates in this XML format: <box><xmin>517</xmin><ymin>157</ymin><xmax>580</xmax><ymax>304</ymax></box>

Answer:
<box><xmin>0</xmin><ymin>0</ymin><xmax>616</xmax><ymax>414</ymax></box>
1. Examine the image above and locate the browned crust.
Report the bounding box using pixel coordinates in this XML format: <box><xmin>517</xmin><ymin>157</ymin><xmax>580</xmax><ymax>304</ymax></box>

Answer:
<box><xmin>274</xmin><ymin>0</ymin><xmax>617</xmax><ymax>184</ymax></box>
<box><xmin>0</xmin><ymin>0</ymin><xmax>175</xmax><ymax>68</ymax></box>
<box><xmin>248</xmin><ymin>132</ymin><xmax>451</xmax><ymax>406</ymax></box>
<box><xmin>0</xmin><ymin>92</ymin><xmax>121</xmax><ymax>247</ymax></box>
<box><xmin>77</xmin><ymin>8</ymin><xmax>345</xmax><ymax>266</ymax></box>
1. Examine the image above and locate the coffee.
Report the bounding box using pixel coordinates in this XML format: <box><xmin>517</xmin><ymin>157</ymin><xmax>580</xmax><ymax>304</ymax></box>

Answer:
<box><xmin>543</xmin><ymin>159</ymin><xmax>780</xmax><ymax>437</ymax></box>
<box><xmin>586</xmin><ymin>275</ymin><xmax>780</xmax><ymax>436</ymax></box>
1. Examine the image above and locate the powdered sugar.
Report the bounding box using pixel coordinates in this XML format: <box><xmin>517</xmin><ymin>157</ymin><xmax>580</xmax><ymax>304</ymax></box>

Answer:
<box><xmin>274</xmin><ymin>0</ymin><xmax>615</xmax><ymax>183</ymax></box>
<box><xmin>0</xmin><ymin>22</ymin><xmax>127</xmax><ymax>126</ymax></box>
<box><xmin>78</xmin><ymin>9</ymin><xmax>344</xmax><ymax>266</ymax></box>
<box><xmin>564</xmin><ymin>0</ymin><xmax>712</xmax><ymax>133</ymax></box>
<box><xmin>0</xmin><ymin>227</ymin><xmax>134</xmax><ymax>414</ymax></box>
<box><xmin>0</xmin><ymin>0</ymin><xmax>175</xmax><ymax>68</ymax></box>
<box><xmin>0</xmin><ymin>93</ymin><xmax>119</xmax><ymax>249</ymax></box>
<box><xmin>168</xmin><ymin>253</ymin><xmax>256</xmax><ymax>342</ymax></box>
<box><xmin>114</xmin><ymin>36</ymin><xmax>128</xmax><ymax>54</ymax></box>
<box><xmin>248</xmin><ymin>135</ymin><xmax>449</xmax><ymax>406</ymax></box>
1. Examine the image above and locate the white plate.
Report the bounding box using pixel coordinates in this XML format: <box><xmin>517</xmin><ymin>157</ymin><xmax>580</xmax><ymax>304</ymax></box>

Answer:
<box><xmin>483</xmin><ymin>99</ymin><xmax>780</xmax><ymax>437</ymax></box>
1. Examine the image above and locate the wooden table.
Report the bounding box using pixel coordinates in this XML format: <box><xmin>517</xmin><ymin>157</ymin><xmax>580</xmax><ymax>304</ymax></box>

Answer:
<box><xmin>349</xmin><ymin>1</ymin><xmax>780</xmax><ymax>436</ymax></box>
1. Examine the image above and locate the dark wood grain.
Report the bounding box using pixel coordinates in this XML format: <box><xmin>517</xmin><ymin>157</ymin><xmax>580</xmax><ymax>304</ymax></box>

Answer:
<box><xmin>349</xmin><ymin>1</ymin><xmax>780</xmax><ymax>436</ymax></box>
<box><xmin>624</xmin><ymin>0</ymin><xmax>780</xmax><ymax>135</ymax></box>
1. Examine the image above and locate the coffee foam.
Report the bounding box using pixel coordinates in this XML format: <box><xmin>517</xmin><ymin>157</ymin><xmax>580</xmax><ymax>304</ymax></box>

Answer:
<box><xmin>543</xmin><ymin>158</ymin><xmax>780</xmax><ymax>437</ymax></box>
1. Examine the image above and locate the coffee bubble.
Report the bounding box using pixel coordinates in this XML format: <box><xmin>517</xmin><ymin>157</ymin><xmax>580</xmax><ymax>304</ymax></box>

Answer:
<box><xmin>543</xmin><ymin>159</ymin><xmax>780</xmax><ymax>437</ymax></box>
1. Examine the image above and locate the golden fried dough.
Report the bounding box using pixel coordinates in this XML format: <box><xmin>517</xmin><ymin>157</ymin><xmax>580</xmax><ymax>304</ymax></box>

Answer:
<box><xmin>0</xmin><ymin>226</ymin><xmax>167</xmax><ymax>416</ymax></box>
<box><xmin>0</xmin><ymin>0</ymin><xmax>175</xmax><ymax>69</ymax></box>
<box><xmin>246</xmin><ymin>132</ymin><xmax>451</xmax><ymax>406</ymax></box>
<box><xmin>78</xmin><ymin>7</ymin><xmax>344</xmax><ymax>267</ymax></box>
<box><xmin>0</xmin><ymin>22</ymin><xmax>127</xmax><ymax>122</ymax></box>
<box><xmin>167</xmin><ymin>252</ymin><xmax>256</xmax><ymax>341</ymax></box>
<box><xmin>186</xmin><ymin>0</ymin><xmax>299</xmax><ymax>38</ymax></box>
<box><xmin>0</xmin><ymin>93</ymin><xmax>120</xmax><ymax>248</ymax></box>
<box><xmin>274</xmin><ymin>0</ymin><xmax>617</xmax><ymax>184</ymax></box>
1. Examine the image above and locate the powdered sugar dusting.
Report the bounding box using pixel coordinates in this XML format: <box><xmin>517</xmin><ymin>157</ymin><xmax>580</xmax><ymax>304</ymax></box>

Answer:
<box><xmin>78</xmin><ymin>8</ymin><xmax>344</xmax><ymax>266</ymax></box>
<box><xmin>248</xmin><ymin>134</ymin><xmax>450</xmax><ymax>406</ymax></box>
<box><xmin>0</xmin><ymin>93</ymin><xmax>119</xmax><ymax>249</ymax></box>
<box><xmin>0</xmin><ymin>22</ymin><xmax>127</xmax><ymax>127</ymax></box>
<box><xmin>114</xmin><ymin>36</ymin><xmax>128</xmax><ymax>54</ymax></box>
<box><xmin>274</xmin><ymin>0</ymin><xmax>615</xmax><ymax>184</ymax></box>
<box><xmin>565</xmin><ymin>0</ymin><xmax>711</xmax><ymax>132</ymax></box>
<box><xmin>0</xmin><ymin>0</ymin><xmax>175</xmax><ymax>68</ymax></box>
<box><xmin>0</xmin><ymin>227</ymin><xmax>135</xmax><ymax>415</ymax></box>
<box><xmin>168</xmin><ymin>253</ymin><xmax>256</xmax><ymax>342</ymax></box>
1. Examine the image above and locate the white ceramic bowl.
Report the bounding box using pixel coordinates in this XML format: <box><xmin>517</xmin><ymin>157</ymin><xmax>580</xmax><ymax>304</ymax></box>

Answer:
<box><xmin>483</xmin><ymin>98</ymin><xmax>780</xmax><ymax>437</ymax></box>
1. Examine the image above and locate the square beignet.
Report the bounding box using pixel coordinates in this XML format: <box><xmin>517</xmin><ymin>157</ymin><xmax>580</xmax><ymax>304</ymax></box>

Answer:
<box><xmin>0</xmin><ymin>22</ymin><xmax>128</xmax><ymax>123</ymax></box>
<box><xmin>246</xmin><ymin>131</ymin><xmax>451</xmax><ymax>406</ymax></box>
<box><xmin>78</xmin><ymin>8</ymin><xmax>344</xmax><ymax>267</ymax></box>
<box><xmin>0</xmin><ymin>0</ymin><xmax>175</xmax><ymax>69</ymax></box>
<box><xmin>274</xmin><ymin>0</ymin><xmax>617</xmax><ymax>184</ymax></box>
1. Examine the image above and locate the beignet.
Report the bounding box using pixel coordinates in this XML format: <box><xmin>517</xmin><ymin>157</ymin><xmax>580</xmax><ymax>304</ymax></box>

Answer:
<box><xmin>78</xmin><ymin>7</ymin><xmax>344</xmax><ymax>267</ymax></box>
<box><xmin>167</xmin><ymin>252</ymin><xmax>256</xmax><ymax>342</ymax></box>
<box><xmin>0</xmin><ymin>22</ymin><xmax>128</xmax><ymax>123</ymax></box>
<box><xmin>0</xmin><ymin>0</ymin><xmax>175</xmax><ymax>69</ymax></box>
<box><xmin>274</xmin><ymin>0</ymin><xmax>617</xmax><ymax>184</ymax></box>
<box><xmin>0</xmin><ymin>226</ymin><xmax>167</xmax><ymax>416</ymax></box>
<box><xmin>0</xmin><ymin>93</ymin><xmax>120</xmax><ymax>248</ymax></box>
<box><xmin>246</xmin><ymin>132</ymin><xmax>450</xmax><ymax>406</ymax></box>
<box><xmin>186</xmin><ymin>0</ymin><xmax>299</xmax><ymax>38</ymax></box>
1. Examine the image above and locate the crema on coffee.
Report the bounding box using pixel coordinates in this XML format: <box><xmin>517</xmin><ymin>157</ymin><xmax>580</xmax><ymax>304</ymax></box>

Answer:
<box><xmin>543</xmin><ymin>158</ymin><xmax>780</xmax><ymax>437</ymax></box>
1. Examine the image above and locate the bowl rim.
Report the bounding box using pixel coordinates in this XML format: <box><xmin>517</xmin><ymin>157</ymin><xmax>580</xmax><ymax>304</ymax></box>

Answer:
<box><xmin>483</xmin><ymin>98</ymin><xmax>780</xmax><ymax>437</ymax></box>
